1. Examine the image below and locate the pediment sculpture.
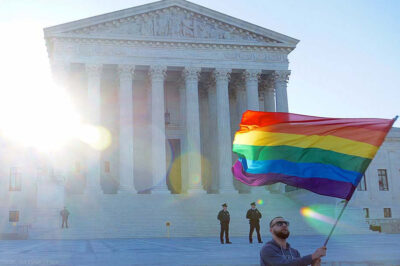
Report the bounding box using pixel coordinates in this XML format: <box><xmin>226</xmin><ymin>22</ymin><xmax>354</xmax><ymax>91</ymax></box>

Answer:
<box><xmin>67</xmin><ymin>7</ymin><xmax>281</xmax><ymax>44</ymax></box>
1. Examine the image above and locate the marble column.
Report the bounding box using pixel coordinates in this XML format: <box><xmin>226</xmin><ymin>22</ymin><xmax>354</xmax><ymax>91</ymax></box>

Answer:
<box><xmin>178</xmin><ymin>83</ymin><xmax>188</xmax><ymax>192</ymax></box>
<box><xmin>150</xmin><ymin>66</ymin><xmax>169</xmax><ymax>193</ymax></box>
<box><xmin>85</xmin><ymin>63</ymin><xmax>103</xmax><ymax>193</ymax></box>
<box><xmin>264</xmin><ymin>75</ymin><xmax>276</xmax><ymax>112</ymax></box>
<box><xmin>274</xmin><ymin>70</ymin><xmax>291</xmax><ymax>112</ymax></box>
<box><xmin>270</xmin><ymin>70</ymin><xmax>291</xmax><ymax>194</ymax></box>
<box><xmin>244</xmin><ymin>69</ymin><xmax>262</xmax><ymax>111</ymax></box>
<box><xmin>214</xmin><ymin>68</ymin><xmax>236</xmax><ymax>193</ymax></box>
<box><xmin>51</xmin><ymin>61</ymin><xmax>70</xmax><ymax>88</ymax></box>
<box><xmin>244</xmin><ymin>70</ymin><xmax>268</xmax><ymax>194</ymax></box>
<box><xmin>207</xmin><ymin>78</ymin><xmax>219</xmax><ymax>192</ymax></box>
<box><xmin>236</xmin><ymin>87</ymin><xmax>251</xmax><ymax>193</ymax></box>
<box><xmin>183</xmin><ymin>67</ymin><xmax>205</xmax><ymax>193</ymax></box>
<box><xmin>118</xmin><ymin>64</ymin><xmax>136</xmax><ymax>193</ymax></box>
<box><xmin>51</xmin><ymin>61</ymin><xmax>71</xmax><ymax>190</ymax></box>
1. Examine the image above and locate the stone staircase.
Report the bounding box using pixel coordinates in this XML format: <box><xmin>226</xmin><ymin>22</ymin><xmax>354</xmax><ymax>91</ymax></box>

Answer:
<box><xmin>29</xmin><ymin>192</ymin><xmax>372</xmax><ymax>239</ymax></box>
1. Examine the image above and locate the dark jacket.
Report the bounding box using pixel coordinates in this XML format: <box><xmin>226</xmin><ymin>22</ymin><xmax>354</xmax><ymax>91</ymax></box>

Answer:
<box><xmin>260</xmin><ymin>239</ymin><xmax>313</xmax><ymax>266</ymax></box>
<box><xmin>246</xmin><ymin>208</ymin><xmax>262</xmax><ymax>223</ymax></box>
<box><xmin>217</xmin><ymin>210</ymin><xmax>230</xmax><ymax>224</ymax></box>
<box><xmin>60</xmin><ymin>209</ymin><xmax>70</xmax><ymax>219</ymax></box>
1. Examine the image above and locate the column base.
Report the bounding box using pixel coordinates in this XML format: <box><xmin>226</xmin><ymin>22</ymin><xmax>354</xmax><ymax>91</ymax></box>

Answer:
<box><xmin>151</xmin><ymin>187</ymin><xmax>171</xmax><ymax>194</ymax></box>
<box><xmin>251</xmin><ymin>186</ymin><xmax>270</xmax><ymax>194</ymax></box>
<box><xmin>268</xmin><ymin>183</ymin><xmax>286</xmax><ymax>194</ymax></box>
<box><xmin>85</xmin><ymin>187</ymin><xmax>103</xmax><ymax>195</ymax></box>
<box><xmin>118</xmin><ymin>188</ymin><xmax>137</xmax><ymax>194</ymax></box>
<box><xmin>218</xmin><ymin>188</ymin><xmax>237</xmax><ymax>194</ymax></box>
<box><xmin>187</xmin><ymin>188</ymin><xmax>206</xmax><ymax>194</ymax></box>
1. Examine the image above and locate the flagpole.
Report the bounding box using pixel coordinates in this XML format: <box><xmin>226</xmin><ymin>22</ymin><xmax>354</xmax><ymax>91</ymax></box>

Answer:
<box><xmin>323</xmin><ymin>200</ymin><xmax>349</xmax><ymax>247</ymax></box>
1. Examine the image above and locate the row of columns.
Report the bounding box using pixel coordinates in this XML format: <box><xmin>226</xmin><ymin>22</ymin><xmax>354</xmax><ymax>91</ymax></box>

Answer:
<box><xmin>52</xmin><ymin>62</ymin><xmax>290</xmax><ymax>194</ymax></box>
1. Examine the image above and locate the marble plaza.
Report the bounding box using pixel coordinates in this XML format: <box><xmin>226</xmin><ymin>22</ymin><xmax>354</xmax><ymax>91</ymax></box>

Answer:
<box><xmin>0</xmin><ymin>235</ymin><xmax>399</xmax><ymax>265</ymax></box>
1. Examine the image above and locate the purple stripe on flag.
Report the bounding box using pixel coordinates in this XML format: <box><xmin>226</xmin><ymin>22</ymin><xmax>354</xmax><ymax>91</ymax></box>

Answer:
<box><xmin>232</xmin><ymin>160</ymin><xmax>356</xmax><ymax>200</ymax></box>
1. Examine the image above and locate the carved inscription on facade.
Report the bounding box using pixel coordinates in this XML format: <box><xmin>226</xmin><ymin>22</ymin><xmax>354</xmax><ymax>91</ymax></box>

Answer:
<box><xmin>53</xmin><ymin>41</ymin><xmax>287</xmax><ymax>63</ymax></box>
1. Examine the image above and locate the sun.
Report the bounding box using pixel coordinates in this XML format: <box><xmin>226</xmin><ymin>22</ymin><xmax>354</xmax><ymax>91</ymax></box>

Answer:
<box><xmin>0</xmin><ymin>80</ymin><xmax>82</xmax><ymax>151</ymax></box>
<box><xmin>0</xmin><ymin>20</ymin><xmax>113</xmax><ymax>152</ymax></box>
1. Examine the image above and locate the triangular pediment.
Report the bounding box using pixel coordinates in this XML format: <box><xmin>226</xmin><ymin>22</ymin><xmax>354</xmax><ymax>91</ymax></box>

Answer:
<box><xmin>44</xmin><ymin>0</ymin><xmax>299</xmax><ymax>47</ymax></box>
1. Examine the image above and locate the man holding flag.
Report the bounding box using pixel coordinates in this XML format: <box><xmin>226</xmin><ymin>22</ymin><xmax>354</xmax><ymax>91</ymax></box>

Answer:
<box><xmin>260</xmin><ymin>216</ymin><xmax>326</xmax><ymax>266</ymax></box>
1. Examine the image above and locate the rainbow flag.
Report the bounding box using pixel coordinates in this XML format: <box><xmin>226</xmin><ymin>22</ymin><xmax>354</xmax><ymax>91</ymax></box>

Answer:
<box><xmin>232</xmin><ymin>111</ymin><xmax>396</xmax><ymax>200</ymax></box>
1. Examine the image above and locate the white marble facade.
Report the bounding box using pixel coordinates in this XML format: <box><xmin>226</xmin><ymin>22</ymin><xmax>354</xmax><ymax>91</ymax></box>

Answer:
<box><xmin>44</xmin><ymin>0</ymin><xmax>297</xmax><ymax>195</ymax></box>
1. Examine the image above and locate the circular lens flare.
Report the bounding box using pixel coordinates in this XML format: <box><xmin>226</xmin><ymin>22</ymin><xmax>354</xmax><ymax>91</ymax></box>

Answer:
<box><xmin>257</xmin><ymin>199</ymin><xmax>264</xmax><ymax>205</ymax></box>
<box><xmin>77</xmin><ymin>124</ymin><xmax>112</xmax><ymax>151</ymax></box>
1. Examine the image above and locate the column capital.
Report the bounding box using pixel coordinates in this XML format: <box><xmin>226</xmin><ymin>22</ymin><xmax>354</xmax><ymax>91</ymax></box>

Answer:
<box><xmin>214</xmin><ymin>68</ymin><xmax>231</xmax><ymax>82</ymax></box>
<box><xmin>51</xmin><ymin>60</ymin><xmax>70</xmax><ymax>73</ymax></box>
<box><xmin>86</xmin><ymin>63</ymin><xmax>103</xmax><ymax>78</ymax></box>
<box><xmin>273</xmin><ymin>70</ymin><xmax>291</xmax><ymax>84</ymax></box>
<box><xmin>183</xmin><ymin>67</ymin><xmax>201</xmax><ymax>82</ymax></box>
<box><xmin>51</xmin><ymin>60</ymin><xmax>70</xmax><ymax>85</ymax></box>
<box><xmin>260</xmin><ymin>75</ymin><xmax>275</xmax><ymax>90</ymax></box>
<box><xmin>149</xmin><ymin>65</ymin><xmax>167</xmax><ymax>81</ymax></box>
<box><xmin>118</xmin><ymin>64</ymin><xmax>135</xmax><ymax>79</ymax></box>
<box><xmin>244</xmin><ymin>69</ymin><xmax>262</xmax><ymax>82</ymax></box>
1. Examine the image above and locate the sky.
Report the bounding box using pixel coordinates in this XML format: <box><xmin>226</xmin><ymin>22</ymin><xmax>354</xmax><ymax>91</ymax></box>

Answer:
<box><xmin>0</xmin><ymin>0</ymin><xmax>399</xmax><ymax>127</ymax></box>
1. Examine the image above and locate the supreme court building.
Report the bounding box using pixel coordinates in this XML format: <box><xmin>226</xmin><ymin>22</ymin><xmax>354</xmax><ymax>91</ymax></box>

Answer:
<box><xmin>0</xmin><ymin>0</ymin><xmax>399</xmax><ymax>239</ymax></box>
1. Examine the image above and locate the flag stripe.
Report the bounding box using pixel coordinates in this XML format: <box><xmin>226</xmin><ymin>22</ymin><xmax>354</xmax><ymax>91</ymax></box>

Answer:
<box><xmin>234</xmin><ymin>131</ymin><xmax>378</xmax><ymax>159</ymax></box>
<box><xmin>232</xmin><ymin>160</ymin><xmax>355</xmax><ymax>200</ymax></box>
<box><xmin>233</xmin><ymin>144</ymin><xmax>371</xmax><ymax>173</ymax></box>
<box><xmin>239</xmin><ymin>124</ymin><xmax>385</xmax><ymax>146</ymax></box>
<box><xmin>240</xmin><ymin>111</ymin><xmax>393</xmax><ymax>132</ymax></box>
<box><xmin>239</xmin><ymin>158</ymin><xmax>362</xmax><ymax>185</ymax></box>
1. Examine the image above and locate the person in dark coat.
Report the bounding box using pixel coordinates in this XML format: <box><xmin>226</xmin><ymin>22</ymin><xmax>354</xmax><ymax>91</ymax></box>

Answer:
<box><xmin>60</xmin><ymin>206</ymin><xmax>70</xmax><ymax>229</ymax></box>
<box><xmin>246</xmin><ymin>202</ymin><xmax>263</xmax><ymax>243</ymax></box>
<box><xmin>217</xmin><ymin>203</ymin><xmax>232</xmax><ymax>244</ymax></box>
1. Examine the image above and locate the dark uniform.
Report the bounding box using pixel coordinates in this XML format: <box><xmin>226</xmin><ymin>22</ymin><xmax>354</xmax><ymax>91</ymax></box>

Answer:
<box><xmin>60</xmin><ymin>207</ymin><xmax>70</xmax><ymax>229</ymax></box>
<box><xmin>246</xmin><ymin>202</ymin><xmax>262</xmax><ymax>243</ymax></box>
<box><xmin>217</xmin><ymin>203</ymin><xmax>231</xmax><ymax>244</ymax></box>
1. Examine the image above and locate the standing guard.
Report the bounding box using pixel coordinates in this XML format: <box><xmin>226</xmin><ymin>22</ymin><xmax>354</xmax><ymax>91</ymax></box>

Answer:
<box><xmin>247</xmin><ymin>202</ymin><xmax>263</xmax><ymax>243</ymax></box>
<box><xmin>217</xmin><ymin>203</ymin><xmax>232</xmax><ymax>244</ymax></box>
<box><xmin>60</xmin><ymin>206</ymin><xmax>70</xmax><ymax>229</ymax></box>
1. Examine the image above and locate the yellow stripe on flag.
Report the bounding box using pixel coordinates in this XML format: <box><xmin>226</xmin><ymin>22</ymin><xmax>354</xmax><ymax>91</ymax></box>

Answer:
<box><xmin>233</xmin><ymin>131</ymin><xmax>378</xmax><ymax>159</ymax></box>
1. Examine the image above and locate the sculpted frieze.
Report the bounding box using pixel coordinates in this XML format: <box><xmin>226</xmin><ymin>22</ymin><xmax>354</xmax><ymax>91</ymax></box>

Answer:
<box><xmin>67</xmin><ymin>7</ymin><xmax>280</xmax><ymax>44</ymax></box>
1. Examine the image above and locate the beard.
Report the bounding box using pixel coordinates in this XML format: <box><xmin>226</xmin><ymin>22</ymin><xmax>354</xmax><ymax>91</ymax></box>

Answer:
<box><xmin>274</xmin><ymin>229</ymin><xmax>290</xmax><ymax>239</ymax></box>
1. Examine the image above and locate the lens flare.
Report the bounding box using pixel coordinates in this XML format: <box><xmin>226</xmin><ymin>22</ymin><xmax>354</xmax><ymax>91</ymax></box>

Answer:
<box><xmin>257</xmin><ymin>199</ymin><xmax>264</xmax><ymax>205</ymax></box>
<box><xmin>299</xmin><ymin>204</ymin><xmax>351</xmax><ymax>235</ymax></box>
<box><xmin>193</xmin><ymin>175</ymin><xmax>201</xmax><ymax>185</ymax></box>
<box><xmin>77</xmin><ymin>124</ymin><xmax>112</xmax><ymax>151</ymax></box>
<box><xmin>0</xmin><ymin>82</ymin><xmax>82</xmax><ymax>151</ymax></box>
<box><xmin>300</xmin><ymin>207</ymin><xmax>335</xmax><ymax>225</ymax></box>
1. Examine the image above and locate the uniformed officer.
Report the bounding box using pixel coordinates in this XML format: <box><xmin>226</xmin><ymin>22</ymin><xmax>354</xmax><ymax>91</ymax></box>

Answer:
<box><xmin>217</xmin><ymin>203</ymin><xmax>232</xmax><ymax>244</ymax></box>
<box><xmin>60</xmin><ymin>206</ymin><xmax>70</xmax><ymax>229</ymax></box>
<box><xmin>246</xmin><ymin>202</ymin><xmax>263</xmax><ymax>243</ymax></box>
